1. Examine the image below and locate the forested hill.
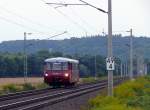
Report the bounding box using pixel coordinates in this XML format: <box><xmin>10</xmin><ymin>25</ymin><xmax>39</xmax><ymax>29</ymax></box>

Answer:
<box><xmin>0</xmin><ymin>35</ymin><xmax>150</xmax><ymax>59</ymax></box>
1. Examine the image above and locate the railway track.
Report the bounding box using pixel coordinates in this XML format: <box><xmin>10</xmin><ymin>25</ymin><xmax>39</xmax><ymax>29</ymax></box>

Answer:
<box><xmin>0</xmin><ymin>79</ymin><xmax>106</xmax><ymax>103</ymax></box>
<box><xmin>0</xmin><ymin>78</ymin><xmax>123</xmax><ymax>110</ymax></box>
<box><xmin>0</xmin><ymin>87</ymin><xmax>53</xmax><ymax>102</ymax></box>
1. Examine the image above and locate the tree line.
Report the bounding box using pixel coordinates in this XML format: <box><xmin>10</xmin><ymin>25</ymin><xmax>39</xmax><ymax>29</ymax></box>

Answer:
<box><xmin>0</xmin><ymin>50</ymin><xmax>110</xmax><ymax>77</ymax></box>
<box><xmin>1</xmin><ymin>50</ymin><xmax>144</xmax><ymax>77</ymax></box>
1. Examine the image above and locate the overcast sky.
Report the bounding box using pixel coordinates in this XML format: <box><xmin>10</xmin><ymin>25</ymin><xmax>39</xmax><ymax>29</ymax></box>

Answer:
<box><xmin>0</xmin><ymin>0</ymin><xmax>149</xmax><ymax>42</ymax></box>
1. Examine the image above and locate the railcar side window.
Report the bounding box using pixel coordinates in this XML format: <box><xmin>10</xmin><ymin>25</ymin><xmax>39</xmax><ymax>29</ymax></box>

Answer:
<box><xmin>72</xmin><ymin>63</ymin><xmax>78</xmax><ymax>70</ymax></box>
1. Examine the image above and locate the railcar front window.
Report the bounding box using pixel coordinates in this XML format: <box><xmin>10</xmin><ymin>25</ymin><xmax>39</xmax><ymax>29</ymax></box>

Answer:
<box><xmin>52</xmin><ymin>63</ymin><xmax>61</xmax><ymax>70</ymax></box>
<box><xmin>46</xmin><ymin>62</ymin><xmax>68</xmax><ymax>70</ymax></box>
<box><xmin>46</xmin><ymin>63</ymin><xmax>52</xmax><ymax>70</ymax></box>
<box><xmin>62</xmin><ymin>62</ymin><xmax>68</xmax><ymax>70</ymax></box>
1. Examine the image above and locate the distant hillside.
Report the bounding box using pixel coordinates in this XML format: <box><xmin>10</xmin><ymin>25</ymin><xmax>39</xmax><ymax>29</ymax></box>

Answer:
<box><xmin>0</xmin><ymin>35</ymin><xmax>150</xmax><ymax>60</ymax></box>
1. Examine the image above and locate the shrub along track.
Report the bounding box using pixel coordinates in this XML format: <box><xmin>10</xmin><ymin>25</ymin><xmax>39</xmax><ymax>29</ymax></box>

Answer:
<box><xmin>0</xmin><ymin>78</ymin><xmax>124</xmax><ymax>110</ymax></box>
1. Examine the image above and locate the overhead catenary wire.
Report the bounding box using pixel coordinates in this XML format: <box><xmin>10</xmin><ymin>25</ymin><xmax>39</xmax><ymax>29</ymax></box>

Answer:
<box><xmin>0</xmin><ymin>15</ymin><xmax>63</xmax><ymax>37</ymax></box>
<box><xmin>46</xmin><ymin>3</ymin><xmax>87</xmax><ymax>6</ymax></box>
<box><xmin>49</xmin><ymin>0</ymin><xmax>81</xmax><ymax>38</ymax></box>
<box><xmin>45</xmin><ymin>31</ymin><xmax>67</xmax><ymax>39</ymax></box>
<box><xmin>45</xmin><ymin>0</ymin><xmax>87</xmax><ymax>6</ymax></box>
<box><xmin>0</xmin><ymin>4</ymin><xmax>62</xmax><ymax>33</ymax></box>
<box><xmin>69</xmin><ymin>6</ymin><xmax>100</xmax><ymax>34</ymax></box>
<box><xmin>55</xmin><ymin>8</ymin><xmax>88</xmax><ymax>33</ymax></box>
<box><xmin>0</xmin><ymin>16</ymin><xmax>41</xmax><ymax>33</ymax></box>
<box><xmin>56</xmin><ymin>0</ymin><xmax>93</xmax><ymax>35</ymax></box>
<box><xmin>79</xmin><ymin>0</ymin><xmax>107</xmax><ymax>13</ymax></box>
<box><xmin>42</xmin><ymin>0</ymin><xmax>108</xmax><ymax>37</ymax></box>
<box><xmin>0</xmin><ymin>4</ymin><xmax>63</xmax><ymax>37</ymax></box>
<box><xmin>42</xmin><ymin>0</ymin><xmax>91</xmax><ymax>36</ymax></box>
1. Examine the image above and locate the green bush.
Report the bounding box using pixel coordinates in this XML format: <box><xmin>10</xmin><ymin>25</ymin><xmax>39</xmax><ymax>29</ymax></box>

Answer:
<box><xmin>22</xmin><ymin>83</ymin><xmax>36</xmax><ymax>91</ymax></box>
<box><xmin>2</xmin><ymin>84</ymin><xmax>21</xmax><ymax>93</ymax></box>
<box><xmin>0</xmin><ymin>82</ymin><xmax>49</xmax><ymax>95</ymax></box>
<box><xmin>0</xmin><ymin>90</ymin><xmax>3</xmax><ymax>95</ymax></box>
<box><xmin>89</xmin><ymin>96</ymin><xmax>121</xmax><ymax>107</ymax></box>
<box><xmin>89</xmin><ymin>96</ymin><xmax>138</xmax><ymax>110</ymax></box>
<box><xmin>81</xmin><ymin>77</ymin><xmax>105</xmax><ymax>83</ymax></box>
<box><xmin>82</xmin><ymin>77</ymin><xmax>97</xmax><ymax>83</ymax></box>
<box><xmin>127</xmin><ymin>95</ymin><xmax>150</xmax><ymax>110</ymax></box>
<box><xmin>35</xmin><ymin>83</ymin><xmax>49</xmax><ymax>89</ymax></box>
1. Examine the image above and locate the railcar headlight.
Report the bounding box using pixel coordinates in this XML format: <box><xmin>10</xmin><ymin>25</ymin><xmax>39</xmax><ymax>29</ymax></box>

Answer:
<box><xmin>45</xmin><ymin>73</ymin><xmax>48</xmax><ymax>77</ymax></box>
<box><xmin>64</xmin><ymin>73</ymin><xmax>69</xmax><ymax>77</ymax></box>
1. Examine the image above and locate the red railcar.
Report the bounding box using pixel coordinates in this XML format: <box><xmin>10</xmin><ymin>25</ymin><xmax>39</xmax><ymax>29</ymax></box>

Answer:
<box><xmin>44</xmin><ymin>57</ymin><xmax>79</xmax><ymax>86</ymax></box>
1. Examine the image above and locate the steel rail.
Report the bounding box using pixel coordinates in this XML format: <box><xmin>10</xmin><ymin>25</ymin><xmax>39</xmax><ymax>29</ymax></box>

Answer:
<box><xmin>22</xmin><ymin>79</ymin><xmax>123</xmax><ymax>110</ymax></box>
<box><xmin>0</xmin><ymin>81</ymin><xmax>108</xmax><ymax>110</ymax></box>
<box><xmin>22</xmin><ymin>84</ymin><xmax>106</xmax><ymax>110</ymax></box>
<box><xmin>0</xmin><ymin>87</ymin><xmax>52</xmax><ymax>101</ymax></box>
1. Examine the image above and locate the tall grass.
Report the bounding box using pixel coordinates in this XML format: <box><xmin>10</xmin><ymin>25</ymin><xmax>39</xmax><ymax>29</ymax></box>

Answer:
<box><xmin>81</xmin><ymin>77</ymin><xmax>106</xmax><ymax>83</ymax></box>
<box><xmin>2</xmin><ymin>84</ymin><xmax>21</xmax><ymax>93</ymax></box>
<box><xmin>89</xmin><ymin>76</ymin><xmax>150</xmax><ymax>110</ymax></box>
<box><xmin>22</xmin><ymin>83</ymin><xmax>36</xmax><ymax>91</ymax></box>
<box><xmin>0</xmin><ymin>83</ymin><xmax>48</xmax><ymax>95</ymax></box>
<box><xmin>35</xmin><ymin>83</ymin><xmax>49</xmax><ymax>89</ymax></box>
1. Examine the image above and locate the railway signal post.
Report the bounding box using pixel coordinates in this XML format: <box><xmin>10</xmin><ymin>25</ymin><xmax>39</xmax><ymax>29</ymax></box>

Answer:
<box><xmin>107</xmin><ymin>0</ymin><xmax>113</xmax><ymax>96</ymax></box>
<box><xmin>23</xmin><ymin>32</ymin><xmax>32</xmax><ymax>83</ymax></box>
<box><xmin>127</xmin><ymin>29</ymin><xmax>133</xmax><ymax>80</ymax></box>
<box><xmin>129</xmin><ymin>29</ymin><xmax>133</xmax><ymax>80</ymax></box>
<box><xmin>24</xmin><ymin>32</ymin><xmax>27</xmax><ymax>83</ymax></box>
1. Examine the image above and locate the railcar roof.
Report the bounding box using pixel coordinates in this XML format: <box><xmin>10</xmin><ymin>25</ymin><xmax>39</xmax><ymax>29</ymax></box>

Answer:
<box><xmin>45</xmin><ymin>57</ymin><xmax>79</xmax><ymax>63</ymax></box>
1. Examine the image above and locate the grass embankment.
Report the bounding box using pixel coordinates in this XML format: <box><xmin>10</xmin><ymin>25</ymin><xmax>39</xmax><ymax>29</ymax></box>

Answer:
<box><xmin>88</xmin><ymin>76</ymin><xmax>150</xmax><ymax>110</ymax></box>
<box><xmin>0</xmin><ymin>83</ymin><xmax>48</xmax><ymax>95</ymax></box>
<box><xmin>80</xmin><ymin>77</ymin><xmax>107</xmax><ymax>83</ymax></box>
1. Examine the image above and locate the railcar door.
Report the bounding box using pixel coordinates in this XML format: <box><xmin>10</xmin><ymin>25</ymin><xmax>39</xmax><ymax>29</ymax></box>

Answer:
<box><xmin>71</xmin><ymin>63</ymin><xmax>79</xmax><ymax>82</ymax></box>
